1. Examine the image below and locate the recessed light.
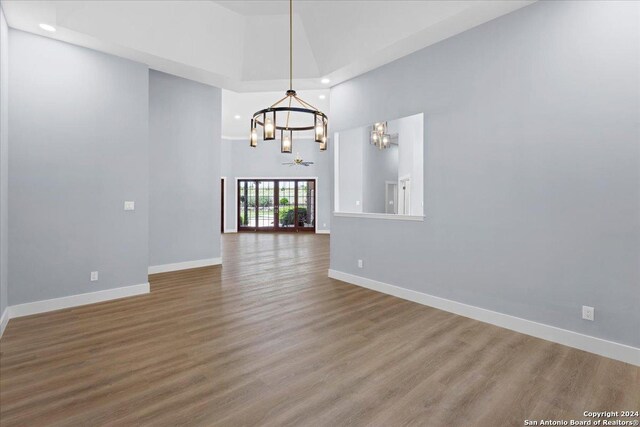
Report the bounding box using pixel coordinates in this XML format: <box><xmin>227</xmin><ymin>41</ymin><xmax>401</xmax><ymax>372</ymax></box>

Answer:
<box><xmin>39</xmin><ymin>23</ymin><xmax>56</xmax><ymax>32</ymax></box>
<box><xmin>319</xmin><ymin>94</ymin><xmax>326</xmax><ymax>100</ymax></box>
<box><xmin>234</xmin><ymin>114</ymin><xmax>241</xmax><ymax>120</ymax></box>
<box><xmin>321</xmin><ymin>78</ymin><xmax>330</xmax><ymax>84</ymax></box>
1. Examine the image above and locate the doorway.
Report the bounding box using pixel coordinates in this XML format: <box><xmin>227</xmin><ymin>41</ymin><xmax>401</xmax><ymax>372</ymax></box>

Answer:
<box><xmin>385</xmin><ymin>181</ymin><xmax>398</xmax><ymax>214</ymax></box>
<box><xmin>238</xmin><ymin>179</ymin><xmax>316</xmax><ymax>232</ymax></box>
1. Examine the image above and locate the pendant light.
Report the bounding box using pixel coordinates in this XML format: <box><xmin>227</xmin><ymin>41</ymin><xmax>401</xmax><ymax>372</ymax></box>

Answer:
<box><xmin>250</xmin><ymin>0</ymin><xmax>328</xmax><ymax>153</ymax></box>
<box><xmin>371</xmin><ymin>122</ymin><xmax>391</xmax><ymax>150</ymax></box>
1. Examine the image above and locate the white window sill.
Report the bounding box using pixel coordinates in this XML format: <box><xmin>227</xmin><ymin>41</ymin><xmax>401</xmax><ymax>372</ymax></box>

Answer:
<box><xmin>333</xmin><ymin>212</ymin><xmax>425</xmax><ymax>221</ymax></box>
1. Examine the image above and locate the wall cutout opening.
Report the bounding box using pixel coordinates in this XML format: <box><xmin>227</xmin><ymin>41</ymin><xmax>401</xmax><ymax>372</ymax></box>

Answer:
<box><xmin>334</xmin><ymin>113</ymin><xmax>423</xmax><ymax>218</ymax></box>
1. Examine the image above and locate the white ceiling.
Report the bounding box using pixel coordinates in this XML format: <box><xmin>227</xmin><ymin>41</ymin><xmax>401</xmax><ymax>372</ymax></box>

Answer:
<box><xmin>1</xmin><ymin>0</ymin><xmax>534</xmax><ymax>137</ymax></box>
<box><xmin>1</xmin><ymin>0</ymin><xmax>534</xmax><ymax>91</ymax></box>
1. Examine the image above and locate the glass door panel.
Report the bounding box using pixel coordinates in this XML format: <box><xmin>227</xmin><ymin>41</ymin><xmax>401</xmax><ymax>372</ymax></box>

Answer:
<box><xmin>277</xmin><ymin>181</ymin><xmax>296</xmax><ymax>229</ymax></box>
<box><xmin>257</xmin><ymin>181</ymin><xmax>275</xmax><ymax>228</ymax></box>
<box><xmin>238</xmin><ymin>180</ymin><xmax>257</xmax><ymax>230</ymax></box>
<box><xmin>297</xmin><ymin>180</ymin><xmax>315</xmax><ymax>229</ymax></box>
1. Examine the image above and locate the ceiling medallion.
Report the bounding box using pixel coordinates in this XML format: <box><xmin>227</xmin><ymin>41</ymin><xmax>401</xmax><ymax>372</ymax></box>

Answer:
<box><xmin>250</xmin><ymin>0</ymin><xmax>328</xmax><ymax>153</ymax></box>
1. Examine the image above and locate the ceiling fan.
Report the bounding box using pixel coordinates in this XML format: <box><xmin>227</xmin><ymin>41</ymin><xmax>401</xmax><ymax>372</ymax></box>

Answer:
<box><xmin>282</xmin><ymin>153</ymin><xmax>314</xmax><ymax>167</ymax></box>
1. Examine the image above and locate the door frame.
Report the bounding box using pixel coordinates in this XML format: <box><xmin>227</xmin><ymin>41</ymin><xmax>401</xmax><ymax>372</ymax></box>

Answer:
<box><xmin>235</xmin><ymin>176</ymin><xmax>319</xmax><ymax>233</ymax></box>
<box><xmin>220</xmin><ymin>177</ymin><xmax>225</xmax><ymax>233</ymax></box>
<box><xmin>399</xmin><ymin>175</ymin><xmax>411</xmax><ymax>215</ymax></box>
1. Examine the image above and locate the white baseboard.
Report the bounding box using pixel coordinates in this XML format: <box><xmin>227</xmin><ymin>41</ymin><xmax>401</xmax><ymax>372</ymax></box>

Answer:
<box><xmin>316</xmin><ymin>230</ymin><xmax>330</xmax><ymax>235</ymax></box>
<box><xmin>328</xmin><ymin>269</ymin><xmax>640</xmax><ymax>366</ymax></box>
<box><xmin>224</xmin><ymin>229</ymin><xmax>238</xmax><ymax>233</ymax></box>
<box><xmin>8</xmin><ymin>283</ymin><xmax>150</xmax><ymax>320</ymax></box>
<box><xmin>148</xmin><ymin>257</ymin><xmax>222</xmax><ymax>274</ymax></box>
<box><xmin>0</xmin><ymin>308</ymin><xmax>8</xmax><ymax>338</ymax></box>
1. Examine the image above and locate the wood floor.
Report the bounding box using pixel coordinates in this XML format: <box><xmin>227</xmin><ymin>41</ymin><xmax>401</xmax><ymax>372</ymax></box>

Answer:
<box><xmin>1</xmin><ymin>233</ymin><xmax>638</xmax><ymax>426</ymax></box>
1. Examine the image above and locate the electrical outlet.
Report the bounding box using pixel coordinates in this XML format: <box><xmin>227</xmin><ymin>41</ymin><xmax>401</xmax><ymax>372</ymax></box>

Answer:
<box><xmin>124</xmin><ymin>201</ymin><xmax>135</xmax><ymax>211</ymax></box>
<box><xmin>355</xmin><ymin>200</ymin><xmax>360</xmax><ymax>206</ymax></box>
<box><xmin>582</xmin><ymin>305</ymin><xmax>594</xmax><ymax>321</ymax></box>
<box><xmin>90</xmin><ymin>271</ymin><xmax>99</xmax><ymax>282</ymax></box>
<box><xmin>357</xmin><ymin>259</ymin><xmax>363</xmax><ymax>269</ymax></box>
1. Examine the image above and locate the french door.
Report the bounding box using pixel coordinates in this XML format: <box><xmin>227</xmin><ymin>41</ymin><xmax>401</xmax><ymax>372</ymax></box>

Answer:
<box><xmin>238</xmin><ymin>179</ymin><xmax>316</xmax><ymax>232</ymax></box>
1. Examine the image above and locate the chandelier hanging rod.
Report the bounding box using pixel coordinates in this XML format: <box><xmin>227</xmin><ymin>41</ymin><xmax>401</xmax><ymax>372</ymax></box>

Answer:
<box><xmin>289</xmin><ymin>0</ymin><xmax>293</xmax><ymax>91</ymax></box>
<box><xmin>249</xmin><ymin>0</ymin><xmax>328</xmax><ymax>153</ymax></box>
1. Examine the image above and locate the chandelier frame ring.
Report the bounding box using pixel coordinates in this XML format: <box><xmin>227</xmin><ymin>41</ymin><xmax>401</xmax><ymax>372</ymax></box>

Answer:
<box><xmin>252</xmin><ymin>107</ymin><xmax>328</xmax><ymax>132</ymax></box>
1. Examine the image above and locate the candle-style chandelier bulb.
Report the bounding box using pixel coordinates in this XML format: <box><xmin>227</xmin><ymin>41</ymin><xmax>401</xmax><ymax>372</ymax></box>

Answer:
<box><xmin>264</xmin><ymin>116</ymin><xmax>275</xmax><ymax>140</ymax></box>
<box><xmin>281</xmin><ymin>130</ymin><xmax>292</xmax><ymax>153</ymax></box>
<box><xmin>382</xmin><ymin>134</ymin><xmax>390</xmax><ymax>148</ymax></box>
<box><xmin>250</xmin><ymin>128</ymin><xmax>258</xmax><ymax>147</ymax></box>
<box><xmin>319</xmin><ymin>135</ymin><xmax>327</xmax><ymax>151</ymax></box>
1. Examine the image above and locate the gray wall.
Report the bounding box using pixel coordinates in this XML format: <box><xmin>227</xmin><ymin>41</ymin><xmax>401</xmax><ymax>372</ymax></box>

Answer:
<box><xmin>149</xmin><ymin>70</ymin><xmax>221</xmax><ymax>266</ymax></box>
<box><xmin>363</xmin><ymin>140</ymin><xmax>397</xmax><ymax>214</ymax></box>
<box><xmin>0</xmin><ymin>7</ymin><xmax>7</xmax><ymax>317</ymax></box>
<box><xmin>9</xmin><ymin>30</ymin><xmax>149</xmax><ymax>305</ymax></box>
<box><xmin>330</xmin><ymin>0</ymin><xmax>640</xmax><ymax>347</ymax></box>
<box><xmin>337</xmin><ymin>127</ymin><xmax>365</xmax><ymax>213</ymax></box>
<box><xmin>221</xmin><ymin>137</ymin><xmax>331</xmax><ymax>232</ymax></box>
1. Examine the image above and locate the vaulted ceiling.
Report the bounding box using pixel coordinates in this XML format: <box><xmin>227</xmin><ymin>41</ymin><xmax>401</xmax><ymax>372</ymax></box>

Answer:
<box><xmin>2</xmin><ymin>0</ymin><xmax>534</xmax><ymax>92</ymax></box>
<box><xmin>2</xmin><ymin>0</ymin><xmax>535</xmax><ymax>138</ymax></box>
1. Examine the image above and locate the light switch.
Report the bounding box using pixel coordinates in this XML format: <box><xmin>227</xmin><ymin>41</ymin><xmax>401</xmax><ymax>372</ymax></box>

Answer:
<box><xmin>355</xmin><ymin>200</ymin><xmax>360</xmax><ymax>206</ymax></box>
<box><xmin>124</xmin><ymin>201</ymin><xmax>135</xmax><ymax>211</ymax></box>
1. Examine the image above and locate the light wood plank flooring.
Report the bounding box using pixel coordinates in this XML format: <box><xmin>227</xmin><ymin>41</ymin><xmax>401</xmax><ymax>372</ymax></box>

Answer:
<box><xmin>1</xmin><ymin>233</ymin><xmax>638</xmax><ymax>426</ymax></box>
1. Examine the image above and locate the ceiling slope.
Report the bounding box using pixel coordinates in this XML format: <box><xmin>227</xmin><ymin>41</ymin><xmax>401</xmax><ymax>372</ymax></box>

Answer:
<box><xmin>2</xmin><ymin>0</ymin><xmax>535</xmax><ymax>92</ymax></box>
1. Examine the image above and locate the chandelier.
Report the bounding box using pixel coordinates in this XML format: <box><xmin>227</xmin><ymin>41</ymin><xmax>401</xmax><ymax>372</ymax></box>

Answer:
<box><xmin>250</xmin><ymin>0</ymin><xmax>328</xmax><ymax>153</ymax></box>
<box><xmin>370</xmin><ymin>122</ymin><xmax>391</xmax><ymax>149</ymax></box>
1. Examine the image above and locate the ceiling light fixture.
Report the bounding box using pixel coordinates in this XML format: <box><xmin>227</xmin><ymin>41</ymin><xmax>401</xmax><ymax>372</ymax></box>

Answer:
<box><xmin>39</xmin><ymin>23</ymin><xmax>56</xmax><ymax>32</ymax></box>
<box><xmin>319</xmin><ymin>94</ymin><xmax>326</xmax><ymax>100</ymax></box>
<box><xmin>250</xmin><ymin>0</ymin><xmax>328</xmax><ymax>153</ymax></box>
<box><xmin>234</xmin><ymin>114</ymin><xmax>241</xmax><ymax>119</ymax></box>
<box><xmin>321</xmin><ymin>78</ymin><xmax>330</xmax><ymax>84</ymax></box>
<box><xmin>371</xmin><ymin>122</ymin><xmax>391</xmax><ymax>150</ymax></box>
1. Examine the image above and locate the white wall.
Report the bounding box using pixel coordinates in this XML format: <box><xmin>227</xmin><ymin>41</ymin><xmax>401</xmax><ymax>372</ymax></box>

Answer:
<box><xmin>395</xmin><ymin>114</ymin><xmax>423</xmax><ymax>216</ymax></box>
<box><xmin>363</xmin><ymin>143</ymin><xmax>398</xmax><ymax>214</ymax></box>
<box><xmin>330</xmin><ymin>0</ymin><xmax>640</xmax><ymax>349</ymax></box>
<box><xmin>149</xmin><ymin>70</ymin><xmax>221</xmax><ymax>267</ymax></box>
<box><xmin>221</xmin><ymin>138</ymin><xmax>332</xmax><ymax>232</ymax></box>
